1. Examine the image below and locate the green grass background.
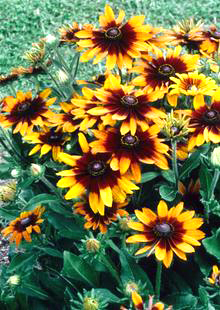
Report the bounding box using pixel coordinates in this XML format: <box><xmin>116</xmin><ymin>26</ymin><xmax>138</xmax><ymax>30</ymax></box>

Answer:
<box><xmin>0</xmin><ymin>0</ymin><xmax>219</xmax><ymax>94</ymax></box>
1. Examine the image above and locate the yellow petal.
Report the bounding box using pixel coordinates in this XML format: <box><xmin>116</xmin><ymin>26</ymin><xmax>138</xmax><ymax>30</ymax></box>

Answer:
<box><xmin>78</xmin><ymin>132</ymin><xmax>90</xmax><ymax>153</ymax></box>
<box><xmin>157</xmin><ymin>200</ymin><xmax>168</xmax><ymax>218</ymax></box>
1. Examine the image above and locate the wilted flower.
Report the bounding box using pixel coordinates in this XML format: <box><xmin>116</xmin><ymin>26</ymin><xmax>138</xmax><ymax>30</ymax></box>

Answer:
<box><xmin>23</xmin><ymin>39</ymin><xmax>46</xmax><ymax>65</ymax></box>
<box><xmin>0</xmin><ymin>180</ymin><xmax>16</xmax><ymax>202</ymax></box>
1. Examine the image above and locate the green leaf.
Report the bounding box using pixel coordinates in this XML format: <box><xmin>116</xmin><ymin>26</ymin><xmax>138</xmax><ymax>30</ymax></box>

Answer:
<box><xmin>159</xmin><ymin>184</ymin><xmax>177</xmax><ymax>201</ymax></box>
<box><xmin>34</xmin><ymin>246</ymin><xmax>62</xmax><ymax>258</ymax></box>
<box><xmin>140</xmin><ymin>172</ymin><xmax>159</xmax><ymax>183</ymax></box>
<box><xmin>165</xmin><ymin>293</ymin><xmax>198</xmax><ymax>309</ymax></box>
<box><xmin>62</xmin><ymin>251</ymin><xmax>99</xmax><ymax>287</ymax></box>
<box><xmin>48</xmin><ymin>212</ymin><xmax>84</xmax><ymax>239</ymax></box>
<box><xmin>161</xmin><ymin>170</ymin><xmax>176</xmax><ymax>183</ymax></box>
<box><xmin>8</xmin><ymin>253</ymin><xmax>37</xmax><ymax>272</ymax></box>
<box><xmin>25</xmin><ymin>194</ymin><xmax>58</xmax><ymax>210</ymax></box>
<box><xmin>199</xmin><ymin>164</ymin><xmax>213</xmax><ymax>200</ymax></box>
<box><xmin>18</xmin><ymin>283</ymin><xmax>49</xmax><ymax>300</ymax></box>
<box><xmin>93</xmin><ymin>289</ymin><xmax>120</xmax><ymax>304</ymax></box>
<box><xmin>203</xmin><ymin>228</ymin><xmax>220</xmax><ymax>259</ymax></box>
<box><xmin>19</xmin><ymin>176</ymin><xmax>35</xmax><ymax>189</ymax></box>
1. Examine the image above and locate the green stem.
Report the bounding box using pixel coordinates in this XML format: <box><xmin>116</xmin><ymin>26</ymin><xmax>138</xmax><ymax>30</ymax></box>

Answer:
<box><xmin>100</xmin><ymin>254</ymin><xmax>122</xmax><ymax>286</ymax></box>
<box><xmin>72</xmin><ymin>53</ymin><xmax>80</xmax><ymax>80</ymax></box>
<box><xmin>40</xmin><ymin>63</ymin><xmax>66</xmax><ymax>99</ymax></box>
<box><xmin>209</xmin><ymin>168</ymin><xmax>220</xmax><ymax>200</ymax></box>
<box><xmin>155</xmin><ymin>260</ymin><xmax>162</xmax><ymax>301</ymax></box>
<box><xmin>55</xmin><ymin>49</ymin><xmax>71</xmax><ymax>76</ymax></box>
<box><xmin>8</xmin><ymin>83</ymin><xmax>17</xmax><ymax>97</ymax></box>
<box><xmin>171</xmin><ymin>139</ymin><xmax>179</xmax><ymax>188</ymax></box>
<box><xmin>118</xmin><ymin>68</ymin><xmax>123</xmax><ymax>84</ymax></box>
<box><xmin>40</xmin><ymin>175</ymin><xmax>65</xmax><ymax>202</ymax></box>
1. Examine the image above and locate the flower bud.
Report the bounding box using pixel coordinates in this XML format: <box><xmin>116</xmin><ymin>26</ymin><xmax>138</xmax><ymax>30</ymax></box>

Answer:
<box><xmin>85</xmin><ymin>238</ymin><xmax>100</xmax><ymax>253</ymax></box>
<box><xmin>7</xmin><ymin>275</ymin><xmax>20</xmax><ymax>286</ymax></box>
<box><xmin>211</xmin><ymin>146</ymin><xmax>220</xmax><ymax>168</ymax></box>
<box><xmin>11</xmin><ymin>168</ymin><xmax>20</xmax><ymax>178</ymax></box>
<box><xmin>30</xmin><ymin>163</ymin><xmax>44</xmax><ymax>177</ymax></box>
<box><xmin>83</xmin><ymin>297</ymin><xmax>99</xmax><ymax>310</ymax></box>
<box><xmin>119</xmin><ymin>217</ymin><xmax>131</xmax><ymax>231</ymax></box>
<box><xmin>0</xmin><ymin>180</ymin><xmax>16</xmax><ymax>202</ymax></box>
<box><xmin>56</xmin><ymin>70</ymin><xmax>69</xmax><ymax>84</ymax></box>
<box><xmin>125</xmin><ymin>281</ymin><xmax>139</xmax><ymax>295</ymax></box>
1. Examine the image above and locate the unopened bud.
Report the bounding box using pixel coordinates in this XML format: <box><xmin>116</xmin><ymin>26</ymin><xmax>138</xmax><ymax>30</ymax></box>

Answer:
<box><xmin>211</xmin><ymin>146</ymin><xmax>220</xmax><ymax>168</ymax></box>
<box><xmin>30</xmin><ymin>163</ymin><xmax>44</xmax><ymax>177</ymax></box>
<box><xmin>56</xmin><ymin>70</ymin><xmax>69</xmax><ymax>84</ymax></box>
<box><xmin>83</xmin><ymin>297</ymin><xmax>99</xmax><ymax>310</ymax></box>
<box><xmin>85</xmin><ymin>238</ymin><xmax>100</xmax><ymax>253</ymax></box>
<box><xmin>119</xmin><ymin>217</ymin><xmax>131</xmax><ymax>231</ymax></box>
<box><xmin>11</xmin><ymin>168</ymin><xmax>20</xmax><ymax>178</ymax></box>
<box><xmin>7</xmin><ymin>275</ymin><xmax>20</xmax><ymax>286</ymax></box>
<box><xmin>0</xmin><ymin>181</ymin><xmax>16</xmax><ymax>202</ymax></box>
<box><xmin>125</xmin><ymin>282</ymin><xmax>139</xmax><ymax>295</ymax></box>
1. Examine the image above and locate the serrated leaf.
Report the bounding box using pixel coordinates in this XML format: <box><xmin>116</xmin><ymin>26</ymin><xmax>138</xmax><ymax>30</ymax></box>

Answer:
<box><xmin>203</xmin><ymin>228</ymin><xmax>220</xmax><ymax>259</ymax></box>
<box><xmin>62</xmin><ymin>251</ymin><xmax>99</xmax><ymax>287</ymax></box>
<box><xmin>140</xmin><ymin>172</ymin><xmax>159</xmax><ymax>183</ymax></box>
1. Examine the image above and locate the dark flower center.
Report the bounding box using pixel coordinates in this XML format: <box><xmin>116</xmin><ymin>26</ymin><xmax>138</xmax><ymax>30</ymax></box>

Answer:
<box><xmin>20</xmin><ymin>217</ymin><xmax>32</xmax><ymax>227</ymax></box>
<box><xmin>105</xmin><ymin>27</ymin><xmax>121</xmax><ymax>39</ymax></box>
<box><xmin>154</xmin><ymin>222</ymin><xmax>173</xmax><ymax>237</ymax></box>
<box><xmin>215</xmin><ymin>274</ymin><xmax>220</xmax><ymax>286</ymax></box>
<box><xmin>211</xmin><ymin>31</ymin><xmax>220</xmax><ymax>39</ymax></box>
<box><xmin>17</xmin><ymin>101</ymin><xmax>31</xmax><ymax>112</ymax></box>
<box><xmin>121</xmin><ymin>134</ymin><xmax>139</xmax><ymax>147</ymax></box>
<box><xmin>15</xmin><ymin>214</ymin><xmax>37</xmax><ymax>232</ymax></box>
<box><xmin>121</xmin><ymin>95</ymin><xmax>138</xmax><ymax>106</ymax></box>
<box><xmin>183</xmin><ymin>33</ymin><xmax>189</xmax><ymax>40</ymax></box>
<box><xmin>203</xmin><ymin>109</ymin><xmax>220</xmax><ymax>124</ymax></box>
<box><xmin>158</xmin><ymin>64</ymin><xmax>175</xmax><ymax>76</ymax></box>
<box><xmin>88</xmin><ymin>160</ymin><xmax>106</xmax><ymax>176</ymax></box>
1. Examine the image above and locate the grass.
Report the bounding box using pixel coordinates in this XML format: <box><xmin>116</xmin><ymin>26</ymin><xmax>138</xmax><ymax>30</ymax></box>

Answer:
<box><xmin>0</xmin><ymin>0</ymin><xmax>219</xmax><ymax>95</ymax></box>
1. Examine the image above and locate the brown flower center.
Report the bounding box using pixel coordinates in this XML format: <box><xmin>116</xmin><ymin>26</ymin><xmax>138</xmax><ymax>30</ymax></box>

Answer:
<box><xmin>88</xmin><ymin>160</ymin><xmax>106</xmax><ymax>176</ymax></box>
<box><xmin>203</xmin><ymin>109</ymin><xmax>220</xmax><ymax>124</ymax></box>
<box><xmin>121</xmin><ymin>95</ymin><xmax>138</xmax><ymax>106</ymax></box>
<box><xmin>154</xmin><ymin>222</ymin><xmax>173</xmax><ymax>237</ymax></box>
<box><xmin>121</xmin><ymin>134</ymin><xmax>139</xmax><ymax>147</ymax></box>
<box><xmin>158</xmin><ymin>64</ymin><xmax>175</xmax><ymax>76</ymax></box>
<box><xmin>20</xmin><ymin>217</ymin><xmax>32</xmax><ymax>227</ymax></box>
<box><xmin>211</xmin><ymin>31</ymin><xmax>220</xmax><ymax>39</ymax></box>
<box><xmin>17</xmin><ymin>101</ymin><xmax>31</xmax><ymax>112</ymax></box>
<box><xmin>105</xmin><ymin>27</ymin><xmax>121</xmax><ymax>39</ymax></box>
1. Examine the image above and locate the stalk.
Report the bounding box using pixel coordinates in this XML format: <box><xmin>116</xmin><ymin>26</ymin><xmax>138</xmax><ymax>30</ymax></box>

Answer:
<box><xmin>155</xmin><ymin>261</ymin><xmax>163</xmax><ymax>301</ymax></box>
<box><xmin>171</xmin><ymin>139</ymin><xmax>179</xmax><ymax>188</ymax></box>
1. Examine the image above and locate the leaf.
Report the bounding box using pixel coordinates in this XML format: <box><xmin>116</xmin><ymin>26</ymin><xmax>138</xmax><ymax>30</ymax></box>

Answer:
<box><xmin>93</xmin><ymin>289</ymin><xmax>120</xmax><ymax>304</ymax></box>
<box><xmin>164</xmin><ymin>293</ymin><xmax>198</xmax><ymax>309</ymax></box>
<box><xmin>199</xmin><ymin>164</ymin><xmax>213</xmax><ymax>200</ymax></box>
<box><xmin>48</xmin><ymin>212</ymin><xmax>84</xmax><ymax>239</ymax></box>
<box><xmin>8</xmin><ymin>253</ymin><xmax>37</xmax><ymax>272</ymax></box>
<box><xmin>140</xmin><ymin>171</ymin><xmax>159</xmax><ymax>183</ymax></box>
<box><xmin>25</xmin><ymin>194</ymin><xmax>58</xmax><ymax>210</ymax></box>
<box><xmin>18</xmin><ymin>283</ymin><xmax>49</xmax><ymax>300</ymax></box>
<box><xmin>161</xmin><ymin>170</ymin><xmax>176</xmax><ymax>183</ymax></box>
<box><xmin>34</xmin><ymin>246</ymin><xmax>62</xmax><ymax>258</ymax></box>
<box><xmin>203</xmin><ymin>227</ymin><xmax>220</xmax><ymax>259</ymax></box>
<box><xmin>159</xmin><ymin>184</ymin><xmax>177</xmax><ymax>201</ymax></box>
<box><xmin>19</xmin><ymin>176</ymin><xmax>35</xmax><ymax>189</ymax></box>
<box><xmin>62</xmin><ymin>251</ymin><xmax>99</xmax><ymax>287</ymax></box>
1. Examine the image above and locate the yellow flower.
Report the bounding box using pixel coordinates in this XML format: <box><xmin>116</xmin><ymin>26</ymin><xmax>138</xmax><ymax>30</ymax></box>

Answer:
<box><xmin>208</xmin><ymin>265</ymin><xmax>220</xmax><ymax>286</ymax></box>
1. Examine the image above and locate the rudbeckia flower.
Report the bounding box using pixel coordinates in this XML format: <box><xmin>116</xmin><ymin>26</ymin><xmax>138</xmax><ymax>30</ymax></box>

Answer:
<box><xmin>132</xmin><ymin>292</ymin><xmax>171</xmax><ymax>310</ymax></box>
<box><xmin>24</xmin><ymin>126</ymin><xmax>70</xmax><ymax>161</ymax></box>
<box><xmin>132</xmin><ymin>46</ymin><xmax>200</xmax><ymax>93</ymax></box>
<box><xmin>0</xmin><ymin>89</ymin><xmax>56</xmax><ymax>136</ymax></box>
<box><xmin>168</xmin><ymin>72</ymin><xmax>217</xmax><ymax>107</ymax></box>
<box><xmin>59</xmin><ymin>22</ymin><xmax>80</xmax><ymax>44</ymax></box>
<box><xmin>2</xmin><ymin>206</ymin><xmax>45</xmax><ymax>247</ymax></box>
<box><xmin>56</xmin><ymin>133</ymin><xmax>139</xmax><ymax>215</ymax></box>
<box><xmin>73</xmin><ymin>74</ymin><xmax>166</xmax><ymax>136</ymax></box>
<box><xmin>126</xmin><ymin>200</ymin><xmax>205</xmax><ymax>268</ymax></box>
<box><xmin>75</xmin><ymin>5</ymin><xmax>153</xmax><ymax>70</ymax></box>
<box><xmin>184</xmin><ymin>89</ymin><xmax>220</xmax><ymax>150</ymax></box>
<box><xmin>208</xmin><ymin>265</ymin><xmax>220</xmax><ymax>286</ymax></box>
<box><xmin>90</xmin><ymin>125</ymin><xmax>169</xmax><ymax>183</ymax></box>
<box><xmin>74</xmin><ymin>197</ymin><xmax>128</xmax><ymax>233</ymax></box>
<box><xmin>199</xmin><ymin>24</ymin><xmax>220</xmax><ymax>55</ymax></box>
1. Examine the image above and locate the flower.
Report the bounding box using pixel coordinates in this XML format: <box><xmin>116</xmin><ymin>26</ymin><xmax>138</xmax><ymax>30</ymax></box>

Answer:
<box><xmin>161</xmin><ymin>110</ymin><xmax>189</xmax><ymax>141</ymax></box>
<box><xmin>75</xmin><ymin>74</ymin><xmax>166</xmax><ymax>136</ymax></box>
<box><xmin>132</xmin><ymin>293</ymin><xmax>170</xmax><ymax>310</ymax></box>
<box><xmin>75</xmin><ymin>5</ymin><xmax>153</xmax><ymax>70</ymax></box>
<box><xmin>164</xmin><ymin>19</ymin><xmax>204</xmax><ymax>52</ymax></box>
<box><xmin>59</xmin><ymin>22</ymin><xmax>80</xmax><ymax>44</ymax></box>
<box><xmin>24</xmin><ymin>126</ymin><xmax>70</xmax><ymax>161</ymax></box>
<box><xmin>185</xmin><ymin>89</ymin><xmax>220</xmax><ymax>150</ymax></box>
<box><xmin>90</xmin><ymin>125</ymin><xmax>169</xmax><ymax>183</ymax></box>
<box><xmin>126</xmin><ymin>200</ymin><xmax>205</xmax><ymax>268</ymax></box>
<box><xmin>178</xmin><ymin>179</ymin><xmax>204</xmax><ymax>214</ymax></box>
<box><xmin>74</xmin><ymin>197</ymin><xmax>128</xmax><ymax>233</ymax></box>
<box><xmin>168</xmin><ymin>72</ymin><xmax>217</xmax><ymax>107</ymax></box>
<box><xmin>23</xmin><ymin>39</ymin><xmax>46</xmax><ymax>64</ymax></box>
<box><xmin>199</xmin><ymin>25</ymin><xmax>220</xmax><ymax>55</ymax></box>
<box><xmin>208</xmin><ymin>265</ymin><xmax>220</xmax><ymax>286</ymax></box>
<box><xmin>56</xmin><ymin>133</ymin><xmax>139</xmax><ymax>215</ymax></box>
<box><xmin>51</xmin><ymin>101</ymin><xmax>81</xmax><ymax>133</ymax></box>
<box><xmin>2</xmin><ymin>206</ymin><xmax>45</xmax><ymax>247</ymax></box>
<box><xmin>132</xmin><ymin>46</ymin><xmax>200</xmax><ymax>92</ymax></box>
<box><xmin>0</xmin><ymin>89</ymin><xmax>56</xmax><ymax>136</ymax></box>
